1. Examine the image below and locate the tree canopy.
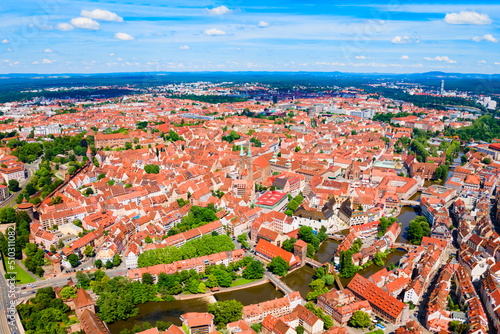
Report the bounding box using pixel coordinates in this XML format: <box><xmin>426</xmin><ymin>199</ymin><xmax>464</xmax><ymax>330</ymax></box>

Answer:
<box><xmin>267</xmin><ymin>256</ymin><xmax>290</xmax><ymax>276</ymax></box>
<box><xmin>407</xmin><ymin>216</ymin><xmax>430</xmax><ymax>245</ymax></box>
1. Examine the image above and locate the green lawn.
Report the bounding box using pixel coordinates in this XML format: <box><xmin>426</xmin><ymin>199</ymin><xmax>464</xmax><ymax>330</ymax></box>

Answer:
<box><xmin>230</xmin><ymin>278</ymin><xmax>258</xmax><ymax>287</ymax></box>
<box><xmin>2</xmin><ymin>257</ymin><xmax>36</xmax><ymax>285</ymax></box>
<box><xmin>12</xmin><ymin>262</ymin><xmax>36</xmax><ymax>285</ymax></box>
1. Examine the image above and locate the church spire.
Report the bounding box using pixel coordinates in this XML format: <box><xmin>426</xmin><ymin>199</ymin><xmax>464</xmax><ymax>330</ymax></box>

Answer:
<box><xmin>247</xmin><ymin>141</ymin><xmax>252</xmax><ymax>157</ymax></box>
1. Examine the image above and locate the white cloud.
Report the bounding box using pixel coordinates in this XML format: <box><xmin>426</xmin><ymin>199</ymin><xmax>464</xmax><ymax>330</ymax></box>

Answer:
<box><xmin>32</xmin><ymin>61</ymin><xmax>39</xmax><ymax>64</ymax></box>
<box><xmin>391</xmin><ymin>35</ymin><xmax>418</xmax><ymax>44</ymax></box>
<box><xmin>42</xmin><ymin>59</ymin><xmax>52</xmax><ymax>64</ymax></box>
<box><xmin>207</xmin><ymin>6</ymin><xmax>231</xmax><ymax>15</ymax></box>
<box><xmin>400</xmin><ymin>55</ymin><xmax>409</xmax><ymax>60</ymax></box>
<box><xmin>424</xmin><ymin>56</ymin><xmax>456</xmax><ymax>63</ymax></box>
<box><xmin>70</xmin><ymin>17</ymin><xmax>100</xmax><ymax>30</ymax></box>
<box><xmin>179</xmin><ymin>45</ymin><xmax>190</xmax><ymax>50</ymax></box>
<box><xmin>495</xmin><ymin>62</ymin><xmax>500</xmax><ymax>66</ymax></box>
<box><xmin>203</xmin><ymin>28</ymin><xmax>226</xmax><ymax>36</ymax></box>
<box><xmin>478</xmin><ymin>60</ymin><xmax>487</xmax><ymax>63</ymax></box>
<box><xmin>472</xmin><ymin>34</ymin><xmax>498</xmax><ymax>43</ymax></box>
<box><xmin>117</xmin><ymin>57</ymin><xmax>123</xmax><ymax>61</ymax></box>
<box><xmin>258</xmin><ymin>21</ymin><xmax>270</xmax><ymax>28</ymax></box>
<box><xmin>7</xmin><ymin>48</ymin><xmax>11</xmax><ymax>52</ymax></box>
<box><xmin>444</xmin><ymin>11</ymin><xmax>491</xmax><ymax>25</ymax></box>
<box><xmin>1</xmin><ymin>39</ymin><xmax>9</xmax><ymax>44</ymax></box>
<box><xmin>81</xmin><ymin>9</ymin><xmax>123</xmax><ymax>22</ymax></box>
<box><xmin>109</xmin><ymin>53</ymin><xmax>115</xmax><ymax>56</ymax></box>
<box><xmin>44</xmin><ymin>49</ymin><xmax>52</xmax><ymax>53</ymax></box>
<box><xmin>56</xmin><ymin>23</ymin><xmax>74</xmax><ymax>31</ymax></box>
<box><xmin>355</xmin><ymin>56</ymin><xmax>367</xmax><ymax>59</ymax></box>
<box><xmin>115</xmin><ymin>32</ymin><xmax>134</xmax><ymax>40</ymax></box>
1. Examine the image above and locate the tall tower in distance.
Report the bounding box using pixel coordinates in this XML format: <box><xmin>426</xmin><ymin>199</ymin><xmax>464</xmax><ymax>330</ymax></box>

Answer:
<box><xmin>440</xmin><ymin>80</ymin><xmax>444</xmax><ymax>96</ymax></box>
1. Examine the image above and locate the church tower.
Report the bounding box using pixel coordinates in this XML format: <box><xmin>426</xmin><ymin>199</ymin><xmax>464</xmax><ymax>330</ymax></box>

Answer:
<box><xmin>239</xmin><ymin>144</ymin><xmax>246</xmax><ymax>179</ymax></box>
<box><xmin>146</xmin><ymin>125</ymin><xmax>152</xmax><ymax>140</ymax></box>
<box><xmin>246</xmin><ymin>141</ymin><xmax>253</xmax><ymax>181</ymax></box>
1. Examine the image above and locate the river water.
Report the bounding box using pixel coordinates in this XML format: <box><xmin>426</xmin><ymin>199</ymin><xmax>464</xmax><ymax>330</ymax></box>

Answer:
<box><xmin>108</xmin><ymin>283</ymin><xmax>284</xmax><ymax>334</ymax></box>
<box><xmin>108</xmin><ymin>233</ymin><xmax>407</xmax><ymax>333</ymax></box>
<box><xmin>396</xmin><ymin>206</ymin><xmax>419</xmax><ymax>244</ymax></box>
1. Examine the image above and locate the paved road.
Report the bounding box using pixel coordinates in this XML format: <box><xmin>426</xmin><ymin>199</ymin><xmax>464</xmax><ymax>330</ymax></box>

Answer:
<box><xmin>0</xmin><ymin>256</ymin><xmax>21</xmax><ymax>334</ymax></box>
<box><xmin>17</xmin><ymin>265</ymin><xmax>128</xmax><ymax>297</ymax></box>
<box><xmin>0</xmin><ymin>159</ymin><xmax>40</xmax><ymax>209</ymax></box>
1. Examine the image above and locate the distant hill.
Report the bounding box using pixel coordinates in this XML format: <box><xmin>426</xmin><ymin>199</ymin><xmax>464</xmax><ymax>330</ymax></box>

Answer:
<box><xmin>0</xmin><ymin>71</ymin><xmax>499</xmax><ymax>97</ymax></box>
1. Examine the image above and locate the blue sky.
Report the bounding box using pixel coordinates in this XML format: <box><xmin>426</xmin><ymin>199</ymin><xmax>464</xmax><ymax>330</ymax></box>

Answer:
<box><xmin>0</xmin><ymin>0</ymin><xmax>499</xmax><ymax>74</ymax></box>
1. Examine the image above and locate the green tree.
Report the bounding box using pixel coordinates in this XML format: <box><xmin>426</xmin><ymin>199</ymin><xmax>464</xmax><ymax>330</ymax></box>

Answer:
<box><xmin>95</xmin><ymin>259</ymin><xmax>103</xmax><ymax>269</ymax></box>
<box><xmin>282</xmin><ymin>237</ymin><xmax>296</xmax><ymax>252</ymax></box>
<box><xmin>251</xmin><ymin>323</ymin><xmax>262</xmax><ymax>333</ymax></box>
<box><xmin>298</xmin><ymin>226</ymin><xmax>315</xmax><ymax>243</ymax></box>
<box><xmin>208</xmin><ymin>300</ymin><xmax>243</xmax><ymax>327</ymax></box>
<box><xmin>0</xmin><ymin>207</ymin><xmax>17</xmax><ymax>224</ymax></box>
<box><xmin>407</xmin><ymin>216</ymin><xmax>430</xmax><ymax>245</ymax></box>
<box><xmin>59</xmin><ymin>286</ymin><xmax>77</xmax><ymax>300</ymax></box>
<box><xmin>67</xmin><ymin>253</ymin><xmax>79</xmax><ymax>267</ymax></box>
<box><xmin>25</xmin><ymin>183</ymin><xmax>37</xmax><ymax>196</ymax></box>
<box><xmin>50</xmin><ymin>196</ymin><xmax>63</xmax><ymax>205</ymax></box>
<box><xmin>155</xmin><ymin>321</ymin><xmax>171</xmax><ymax>332</ymax></box>
<box><xmin>339</xmin><ymin>250</ymin><xmax>357</xmax><ymax>278</ymax></box>
<box><xmin>267</xmin><ymin>256</ymin><xmax>290</xmax><ymax>276</ymax></box>
<box><xmin>373</xmin><ymin>252</ymin><xmax>387</xmax><ymax>266</ymax></box>
<box><xmin>113</xmin><ymin>254</ymin><xmax>122</xmax><ymax>267</ymax></box>
<box><xmin>105</xmin><ymin>260</ymin><xmax>113</xmax><ymax>269</ymax></box>
<box><xmin>205</xmin><ymin>274</ymin><xmax>219</xmax><ymax>288</ymax></box>
<box><xmin>8</xmin><ymin>179</ymin><xmax>19</xmax><ymax>192</ymax></box>
<box><xmin>307</xmin><ymin>279</ymin><xmax>329</xmax><ymax>301</ymax></box>
<box><xmin>84</xmin><ymin>245</ymin><xmax>94</xmax><ymax>257</ymax></box>
<box><xmin>213</xmin><ymin>269</ymin><xmax>233</xmax><ymax>287</ymax></box>
<box><xmin>349</xmin><ymin>310</ymin><xmax>371</xmax><ymax>328</ymax></box>
<box><xmin>76</xmin><ymin>271</ymin><xmax>91</xmax><ymax>289</ymax></box>
<box><xmin>142</xmin><ymin>273</ymin><xmax>154</xmax><ymax>285</ymax></box>
<box><xmin>197</xmin><ymin>282</ymin><xmax>206</xmax><ymax>294</ymax></box>
<box><xmin>296</xmin><ymin>326</ymin><xmax>305</xmax><ymax>334</ymax></box>
<box><xmin>242</xmin><ymin>260</ymin><xmax>265</xmax><ymax>279</ymax></box>
<box><xmin>315</xmin><ymin>267</ymin><xmax>325</xmax><ymax>279</ymax></box>
<box><xmin>322</xmin><ymin>275</ymin><xmax>335</xmax><ymax>285</ymax></box>
<box><xmin>144</xmin><ymin>164</ymin><xmax>160</xmax><ymax>174</ymax></box>
<box><xmin>377</xmin><ymin>217</ymin><xmax>397</xmax><ymax>237</ymax></box>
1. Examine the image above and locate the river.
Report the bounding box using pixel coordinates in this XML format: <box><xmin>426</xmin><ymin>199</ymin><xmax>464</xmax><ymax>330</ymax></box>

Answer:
<box><xmin>108</xmin><ymin>283</ymin><xmax>284</xmax><ymax>334</ymax></box>
<box><xmin>282</xmin><ymin>239</ymin><xmax>405</xmax><ymax>297</ymax></box>
<box><xmin>108</xmin><ymin>235</ymin><xmax>405</xmax><ymax>333</ymax></box>
<box><xmin>397</xmin><ymin>206</ymin><xmax>419</xmax><ymax>244</ymax></box>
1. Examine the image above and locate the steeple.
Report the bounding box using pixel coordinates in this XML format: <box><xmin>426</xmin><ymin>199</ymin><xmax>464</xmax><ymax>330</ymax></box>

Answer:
<box><xmin>270</xmin><ymin>149</ymin><xmax>278</xmax><ymax>164</ymax></box>
<box><xmin>239</xmin><ymin>144</ymin><xmax>245</xmax><ymax>157</ymax></box>
<box><xmin>247</xmin><ymin>141</ymin><xmax>252</xmax><ymax>157</ymax></box>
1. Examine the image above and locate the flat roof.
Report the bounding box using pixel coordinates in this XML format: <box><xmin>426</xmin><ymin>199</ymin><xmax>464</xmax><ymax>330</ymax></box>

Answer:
<box><xmin>256</xmin><ymin>191</ymin><xmax>287</xmax><ymax>206</ymax></box>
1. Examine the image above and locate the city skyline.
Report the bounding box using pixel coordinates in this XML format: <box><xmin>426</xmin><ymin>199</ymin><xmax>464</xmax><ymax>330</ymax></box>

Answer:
<box><xmin>1</xmin><ymin>0</ymin><xmax>499</xmax><ymax>74</ymax></box>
